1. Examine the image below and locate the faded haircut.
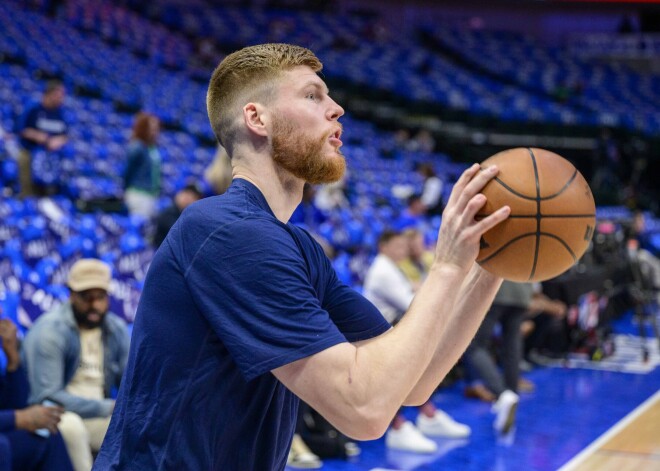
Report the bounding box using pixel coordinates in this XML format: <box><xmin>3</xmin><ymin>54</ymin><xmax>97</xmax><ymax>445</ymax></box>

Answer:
<box><xmin>206</xmin><ymin>43</ymin><xmax>322</xmax><ymax>155</ymax></box>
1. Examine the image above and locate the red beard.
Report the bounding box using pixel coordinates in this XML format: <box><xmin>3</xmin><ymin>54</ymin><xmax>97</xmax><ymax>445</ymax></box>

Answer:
<box><xmin>271</xmin><ymin>114</ymin><xmax>346</xmax><ymax>185</ymax></box>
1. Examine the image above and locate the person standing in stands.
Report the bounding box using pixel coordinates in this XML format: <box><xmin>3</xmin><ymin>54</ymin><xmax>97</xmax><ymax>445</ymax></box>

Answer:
<box><xmin>122</xmin><ymin>112</ymin><xmax>162</xmax><ymax>220</ymax></box>
<box><xmin>0</xmin><ymin>315</ymin><xmax>74</xmax><ymax>471</ymax></box>
<box><xmin>94</xmin><ymin>43</ymin><xmax>509</xmax><ymax>470</ymax></box>
<box><xmin>16</xmin><ymin>79</ymin><xmax>68</xmax><ymax>198</ymax></box>
<box><xmin>416</xmin><ymin>163</ymin><xmax>444</xmax><ymax>217</ymax></box>
<box><xmin>364</xmin><ymin>230</ymin><xmax>471</xmax><ymax>454</ymax></box>
<box><xmin>22</xmin><ymin>259</ymin><xmax>130</xmax><ymax>471</ymax></box>
<box><xmin>463</xmin><ymin>280</ymin><xmax>533</xmax><ymax>434</ymax></box>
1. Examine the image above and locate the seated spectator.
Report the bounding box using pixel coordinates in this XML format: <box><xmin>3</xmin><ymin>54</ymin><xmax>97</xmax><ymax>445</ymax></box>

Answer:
<box><xmin>522</xmin><ymin>285</ymin><xmax>569</xmax><ymax>365</ymax></box>
<box><xmin>123</xmin><ymin>112</ymin><xmax>162</xmax><ymax>220</ymax></box>
<box><xmin>314</xmin><ymin>174</ymin><xmax>349</xmax><ymax>212</ymax></box>
<box><xmin>288</xmin><ymin>400</ymin><xmax>361</xmax><ymax>469</ymax></box>
<box><xmin>152</xmin><ymin>184</ymin><xmax>204</xmax><ymax>249</ymax></box>
<box><xmin>0</xmin><ymin>316</ymin><xmax>73</xmax><ymax>471</ymax></box>
<box><xmin>394</xmin><ymin>194</ymin><xmax>426</xmax><ymax>232</ymax></box>
<box><xmin>22</xmin><ymin>259</ymin><xmax>130</xmax><ymax>471</ymax></box>
<box><xmin>398</xmin><ymin>228</ymin><xmax>435</xmax><ymax>291</ymax></box>
<box><xmin>16</xmin><ymin>79</ymin><xmax>68</xmax><ymax>198</ymax></box>
<box><xmin>364</xmin><ymin>230</ymin><xmax>470</xmax><ymax>453</ymax></box>
<box><xmin>289</xmin><ymin>184</ymin><xmax>327</xmax><ymax>229</ymax></box>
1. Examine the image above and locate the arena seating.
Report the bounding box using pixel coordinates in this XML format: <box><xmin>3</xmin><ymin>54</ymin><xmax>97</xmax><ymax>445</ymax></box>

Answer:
<box><xmin>0</xmin><ymin>0</ymin><xmax>658</xmax><ymax>327</ymax></box>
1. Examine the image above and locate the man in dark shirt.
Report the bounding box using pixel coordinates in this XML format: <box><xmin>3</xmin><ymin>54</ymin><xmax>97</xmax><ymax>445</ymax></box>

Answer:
<box><xmin>16</xmin><ymin>80</ymin><xmax>68</xmax><ymax>198</ymax></box>
<box><xmin>95</xmin><ymin>43</ymin><xmax>510</xmax><ymax>471</ymax></box>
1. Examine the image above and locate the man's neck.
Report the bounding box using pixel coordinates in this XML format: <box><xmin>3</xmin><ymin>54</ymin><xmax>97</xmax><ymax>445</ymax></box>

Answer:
<box><xmin>232</xmin><ymin>155</ymin><xmax>304</xmax><ymax>223</ymax></box>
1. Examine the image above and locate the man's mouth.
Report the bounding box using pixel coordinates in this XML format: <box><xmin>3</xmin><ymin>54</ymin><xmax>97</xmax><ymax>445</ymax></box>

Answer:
<box><xmin>328</xmin><ymin>128</ymin><xmax>343</xmax><ymax>147</ymax></box>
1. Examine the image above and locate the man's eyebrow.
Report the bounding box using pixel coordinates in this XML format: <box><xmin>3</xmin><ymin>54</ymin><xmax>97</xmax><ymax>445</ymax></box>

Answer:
<box><xmin>302</xmin><ymin>80</ymin><xmax>330</xmax><ymax>95</ymax></box>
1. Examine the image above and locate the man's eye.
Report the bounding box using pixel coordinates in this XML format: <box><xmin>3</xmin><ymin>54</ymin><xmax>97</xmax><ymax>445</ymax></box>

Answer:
<box><xmin>307</xmin><ymin>93</ymin><xmax>317</xmax><ymax>101</ymax></box>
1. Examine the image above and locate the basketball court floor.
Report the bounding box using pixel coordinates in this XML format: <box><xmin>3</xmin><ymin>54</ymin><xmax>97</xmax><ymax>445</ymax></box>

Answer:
<box><xmin>287</xmin><ymin>315</ymin><xmax>660</xmax><ymax>471</ymax></box>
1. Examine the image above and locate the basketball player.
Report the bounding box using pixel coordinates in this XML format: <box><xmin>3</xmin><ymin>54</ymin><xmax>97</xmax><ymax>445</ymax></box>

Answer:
<box><xmin>94</xmin><ymin>43</ymin><xmax>510</xmax><ymax>470</ymax></box>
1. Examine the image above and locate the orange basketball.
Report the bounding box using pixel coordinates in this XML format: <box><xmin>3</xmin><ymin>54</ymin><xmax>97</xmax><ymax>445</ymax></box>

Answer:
<box><xmin>476</xmin><ymin>147</ymin><xmax>596</xmax><ymax>282</ymax></box>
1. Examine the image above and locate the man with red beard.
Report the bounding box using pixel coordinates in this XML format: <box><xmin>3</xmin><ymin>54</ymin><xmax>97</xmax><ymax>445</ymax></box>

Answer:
<box><xmin>95</xmin><ymin>44</ymin><xmax>510</xmax><ymax>471</ymax></box>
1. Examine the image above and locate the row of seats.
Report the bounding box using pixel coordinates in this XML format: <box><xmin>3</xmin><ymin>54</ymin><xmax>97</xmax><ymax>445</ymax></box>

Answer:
<box><xmin>1</xmin><ymin>1</ymin><xmax>659</xmax><ymax>329</ymax></box>
<box><xmin>122</xmin><ymin>0</ymin><xmax>660</xmax><ymax>135</ymax></box>
<box><xmin>426</xmin><ymin>25</ymin><xmax>660</xmax><ymax>134</ymax></box>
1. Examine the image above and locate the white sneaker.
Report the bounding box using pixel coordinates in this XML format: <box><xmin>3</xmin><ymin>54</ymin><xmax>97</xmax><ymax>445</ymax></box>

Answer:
<box><xmin>386</xmin><ymin>421</ymin><xmax>438</xmax><ymax>453</ymax></box>
<box><xmin>287</xmin><ymin>434</ymin><xmax>322</xmax><ymax>469</ymax></box>
<box><xmin>416</xmin><ymin>410</ymin><xmax>471</xmax><ymax>438</ymax></box>
<box><xmin>492</xmin><ymin>390</ymin><xmax>519</xmax><ymax>434</ymax></box>
<box><xmin>344</xmin><ymin>441</ymin><xmax>361</xmax><ymax>457</ymax></box>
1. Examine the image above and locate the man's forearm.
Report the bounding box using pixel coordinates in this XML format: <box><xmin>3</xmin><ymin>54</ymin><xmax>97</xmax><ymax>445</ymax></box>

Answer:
<box><xmin>338</xmin><ymin>265</ymin><xmax>467</xmax><ymax>428</ymax></box>
<box><xmin>404</xmin><ymin>264</ymin><xmax>502</xmax><ymax>405</ymax></box>
<box><xmin>21</xmin><ymin>128</ymin><xmax>49</xmax><ymax>145</ymax></box>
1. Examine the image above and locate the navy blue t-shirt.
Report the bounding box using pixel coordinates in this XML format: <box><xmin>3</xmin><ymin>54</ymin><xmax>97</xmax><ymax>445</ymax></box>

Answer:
<box><xmin>94</xmin><ymin>179</ymin><xmax>390</xmax><ymax>471</ymax></box>
<box><xmin>18</xmin><ymin>103</ymin><xmax>68</xmax><ymax>151</ymax></box>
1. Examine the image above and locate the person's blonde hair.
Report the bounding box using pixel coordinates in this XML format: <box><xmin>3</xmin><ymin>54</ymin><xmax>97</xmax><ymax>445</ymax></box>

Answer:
<box><xmin>204</xmin><ymin>145</ymin><xmax>233</xmax><ymax>195</ymax></box>
<box><xmin>206</xmin><ymin>43</ymin><xmax>322</xmax><ymax>154</ymax></box>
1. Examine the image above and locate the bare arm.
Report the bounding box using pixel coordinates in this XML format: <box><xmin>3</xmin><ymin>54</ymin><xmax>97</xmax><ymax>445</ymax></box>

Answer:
<box><xmin>273</xmin><ymin>164</ymin><xmax>510</xmax><ymax>440</ymax></box>
<box><xmin>20</xmin><ymin>128</ymin><xmax>67</xmax><ymax>151</ymax></box>
<box><xmin>403</xmin><ymin>263</ymin><xmax>502</xmax><ymax>405</ymax></box>
<box><xmin>21</xmin><ymin>128</ymin><xmax>50</xmax><ymax>145</ymax></box>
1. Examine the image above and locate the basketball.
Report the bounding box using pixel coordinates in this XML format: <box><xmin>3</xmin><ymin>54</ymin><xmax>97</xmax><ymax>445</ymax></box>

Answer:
<box><xmin>476</xmin><ymin>147</ymin><xmax>596</xmax><ymax>282</ymax></box>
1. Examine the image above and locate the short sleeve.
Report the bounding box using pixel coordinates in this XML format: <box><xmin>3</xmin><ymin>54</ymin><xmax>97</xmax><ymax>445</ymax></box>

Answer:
<box><xmin>185</xmin><ymin>218</ymin><xmax>348</xmax><ymax>381</ymax></box>
<box><xmin>19</xmin><ymin>106</ymin><xmax>38</xmax><ymax>131</ymax></box>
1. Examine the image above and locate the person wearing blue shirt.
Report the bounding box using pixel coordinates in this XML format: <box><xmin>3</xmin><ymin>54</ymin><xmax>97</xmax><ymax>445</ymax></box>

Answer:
<box><xmin>94</xmin><ymin>43</ymin><xmax>510</xmax><ymax>471</ymax></box>
<box><xmin>16</xmin><ymin>80</ymin><xmax>68</xmax><ymax>198</ymax></box>
<box><xmin>0</xmin><ymin>317</ymin><xmax>74</xmax><ymax>471</ymax></box>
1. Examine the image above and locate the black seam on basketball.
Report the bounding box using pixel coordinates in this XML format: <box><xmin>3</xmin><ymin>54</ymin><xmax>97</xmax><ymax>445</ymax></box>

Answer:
<box><xmin>535</xmin><ymin>213</ymin><xmax>596</xmax><ymax>218</ymax></box>
<box><xmin>491</xmin><ymin>169</ymin><xmax>579</xmax><ymax>201</ymax></box>
<box><xmin>538</xmin><ymin>232</ymin><xmax>578</xmax><ymax>261</ymax></box>
<box><xmin>477</xmin><ymin>233</ymin><xmax>536</xmax><ymax>264</ymax></box>
<box><xmin>477</xmin><ymin>213</ymin><xmax>595</xmax><ymax>219</ymax></box>
<box><xmin>544</xmin><ymin>169</ymin><xmax>578</xmax><ymax>199</ymax></box>
<box><xmin>478</xmin><ymin>232</ymin><xmax>579</xmax><ymax>279</ymax></box>
<box><xmin>529</xmin><ymin>147</ymin><xmax>541</xmax><ymax>283</ymax></box>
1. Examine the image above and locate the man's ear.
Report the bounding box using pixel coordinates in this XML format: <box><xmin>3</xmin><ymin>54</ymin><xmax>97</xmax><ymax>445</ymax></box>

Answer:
<box><xmin>243</xmin><ymin>103</ymin><xmax>270</xmax><ymax>138</ymax></box>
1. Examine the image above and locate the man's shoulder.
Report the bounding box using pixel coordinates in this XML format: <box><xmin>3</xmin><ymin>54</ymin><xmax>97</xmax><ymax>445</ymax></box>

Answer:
<box><xmin>25</xmin><ymin>304</ymin><xmax>71</xmax><ymax>341</ymax></box>
<box><xmin>186</xmin><ymin>195</ymin><xmax>286</xmax><ymax>235</ymax></box>
<box><xmin>23</xmin><ymin>102</ymin><xmax>42</xmax><ymax>115</ymax></box>
<box><xmin>105</xmin><ymin>311</ymin><xmax>127</xmax><ymax>327</ymax></box>
<box><xmin>32</xmin><ymin>303</ymin><xmax>69</xmax><ymax>325</ymax></box>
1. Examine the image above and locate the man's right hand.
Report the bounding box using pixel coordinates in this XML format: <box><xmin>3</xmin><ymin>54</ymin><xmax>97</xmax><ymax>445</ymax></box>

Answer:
<box><xmin>14</xmin><ymin>404</ymin><xmax>64</xmax><ymax>434</ymax></box>
<box><xmin>433</xmin><ymin>163</ymin><xmax>510</xmax><ymax>274</ymax></box>
<box><xmin>46</xmin><ymin>135</ymin><xmax>67</xmax><ymax>151</ymax></box>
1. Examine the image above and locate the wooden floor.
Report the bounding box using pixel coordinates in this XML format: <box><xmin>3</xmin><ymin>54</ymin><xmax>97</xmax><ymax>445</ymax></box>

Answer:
<box><xmin>559</xmin><ymin>390</ymin><xmax>660</xmax><ymax>471</ymax></box>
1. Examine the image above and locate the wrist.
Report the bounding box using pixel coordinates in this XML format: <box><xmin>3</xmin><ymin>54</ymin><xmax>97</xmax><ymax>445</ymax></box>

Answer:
<box><xmin>428</xmin><ymin>261</ymin><xmax>469</xmax><ymax>280</ymax></box>
<box><xmin>14</xmin><ymin>410</ymin><xmax>25</xmax><ymax>430</ymax></box>
<box><xmin>425</xmin><ymin>263</ymin><xmax>470</xmax><ymax>293</ymax></box>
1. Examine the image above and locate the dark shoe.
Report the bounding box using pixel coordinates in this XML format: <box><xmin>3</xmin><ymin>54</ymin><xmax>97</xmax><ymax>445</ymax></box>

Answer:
<box><xmin>464</xmin><ymin>384</ymin><xmax>496</xmax><ymax>403</ymax></box>
<box><xmin>518</xmin><ymin>377</ymin><xmax>536</xmax><ymax>393</ymax></box>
